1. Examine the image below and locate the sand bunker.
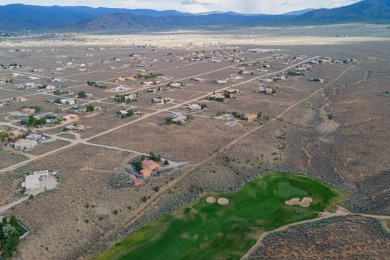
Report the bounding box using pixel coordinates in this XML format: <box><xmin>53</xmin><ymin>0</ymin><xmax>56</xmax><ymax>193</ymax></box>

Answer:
<box><xmin>285</xmin><ymin>197</ymin><xmax>313</xmax><ymax>207</ymax></box>
<box><xmin>217</xmin><ymin>198</ymin><xmax>229</xmax><ymax>205</ymax></box>
<box><xmin>206</xmin><ymin>196</ymin><xmax>217</xmax><ymax>204</ymax></box>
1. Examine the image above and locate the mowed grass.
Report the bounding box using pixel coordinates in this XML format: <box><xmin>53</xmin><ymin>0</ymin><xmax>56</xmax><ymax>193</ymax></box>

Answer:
<box><xmin>95</xmin><ymin>173</ymin><xmax>342</xmax><ymax>260</ymax></box>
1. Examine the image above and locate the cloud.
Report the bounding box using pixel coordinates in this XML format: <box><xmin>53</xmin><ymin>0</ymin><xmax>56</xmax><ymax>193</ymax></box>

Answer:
<box><xmin>178</xmin><ymin>4</ymin><xmax>210</xmax><ymax>13</ymax></box>
<box><xmin>182</xmin><ymin>0</ymin><xmax>222</xmax><ymax>5</ymax></box>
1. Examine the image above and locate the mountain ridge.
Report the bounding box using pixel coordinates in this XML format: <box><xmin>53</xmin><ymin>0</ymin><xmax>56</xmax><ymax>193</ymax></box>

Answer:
<box><xmin>0</xmin><ymin>0</ymin><xmax>389</xmax><ymax>31</ymax></box>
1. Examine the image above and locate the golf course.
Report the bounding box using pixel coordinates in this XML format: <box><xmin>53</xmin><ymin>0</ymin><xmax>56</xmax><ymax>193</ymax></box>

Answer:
<box><xmin>95</xmin><ymin>173</ymin><xmax>342</xmax><ymax>260</ymax></box>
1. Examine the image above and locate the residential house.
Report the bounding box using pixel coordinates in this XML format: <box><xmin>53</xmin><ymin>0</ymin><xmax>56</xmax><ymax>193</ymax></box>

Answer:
<box><xmin>14</xmin><ymin>139</ymin><xmax>38</xmax><ymax>150</ymax></box>
<box><xmin>256</xmin><ymin>86</ymin><xmax>266</xmax><ymax>93</ymax></box>
<box><xmin>118</xmin><ymin>110</ymin><xmax>129</xmax><ymax>116</ymax></box>
<box><xmin>191</xmin><ymin>77</ymin><xmax>206</xmax><ymax>82</ymax></box>
<box><xmin>52</xmin><ymin>78</ymin><xmax>63</xmax><ymax>83</ymax></box>
<box><xmin>216</xmin><ymin>80</ymin><xmax>228</xmax><ymax>85</ymax></box>
<box><xmin>23</xmin><ymin>175</ymin><xmax>40</xmax><ymax>190</ymax></box>
<box><xmin>172</xmin><ymin>113</ymin><xmax>187</xmax><ymax>124</ymax></box>
<box><xmin>15</xmin><ymin>97</ymin><xmax>27</xmax><ymax>102</ymax></box>
<box><xmin>229</xmin><ymin>75</ymin><xmax>243</xmax><ymax>81</ymax></box>
<box><xmin>295</xmin><ymin>67</ymin><xmax>308</xmax><ymax>72</ymax></box>
<box><xmin>152</xmin><ymin>97</ymin><xmax>171</xmax><ymax>104</ymax></box>
<box><xmin>188</xmin><ymin>104</ymin><xmax>201</xmax><ymax>111</ymax></box>
<box><xmin>273</xmin><ymin>76</ymin><xmax>286</xmax><ymax>81</ymax></box>
<box><xmin>21</xmin><ymin>108</ymin><xmax>36</xmax><ymax>115</ymax></box>
<box><xmin>169</xmin><ymin>82</ymin><xmax>183</xmax><ymax>89</ymax></box>
<box><xmin>60</xmin><ymin>98</ymin><xmax>76</xmax><ymax>105</ymax></box>
<box><xmin>241</xmin><ymin>70</ymin><xmax>253</xmax><ymax>75</ymax></box>
<box><xmin>245</xmin><ymin>114</ymin><xmax>258</xmax><ymax>123</ymax></box>
<box><xmin>22</xmin><ymin>83</ymin><xmax>37</xmax><ymax>89</ymax></box>
<box><xmin>225</xmin><ymin>89</ymin><xmax>240</xmax><ymax>94</ymax></box>
<box><xmin>34</xmin><ymin>170</ymin><xmax>50</xmax><ymax>179</ymax></box>
<box><xmin>143</xmin><ymin>81</ymin><xmax>155</xmax><ymax>87</ymax></box>
<box><xmin>22</xmin><ymin>170</ymin><xmax>50</xmax><ymax>190</ymax></box>
<box><xmin>64</xmin><ymin>124</ymin><xmax>84</xmax><ymax>131</ymax></box>
<box><xmin>111</xmin><ymin>86</ymin><xmax>129</xmax><ymax>92</ymax></box>
<box><xmin>209</xmin><ymin>93</ymin><xmax>225</xmax><ymax>100</ymax></box>
<box><xmin>63</xmin><ymin>114</ymin><xmax>79</xmax><ymax>122</ymax></box>
<box><xmin>260</xmin><ymin>79</ymin><xmax>273</xmax><ymax>83</ymax></box>
<box><xmin>140</xmin><ymin>160</ymin><xmax>161</xmax><ymax>177</ymax></box>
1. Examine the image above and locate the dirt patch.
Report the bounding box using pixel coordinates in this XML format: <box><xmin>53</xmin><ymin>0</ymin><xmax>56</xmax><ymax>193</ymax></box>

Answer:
<box><xmin>285</xmin><ymin>197</ymin><xmax>313</xmax><ymax>207</ymax></box>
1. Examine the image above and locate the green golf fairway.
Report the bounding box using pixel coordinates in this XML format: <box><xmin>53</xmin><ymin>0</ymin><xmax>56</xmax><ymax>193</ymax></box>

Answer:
<box><xmin>95</xmin><ymin>173</ymin><xmax>341</xmax><ymax>260</ymax></box>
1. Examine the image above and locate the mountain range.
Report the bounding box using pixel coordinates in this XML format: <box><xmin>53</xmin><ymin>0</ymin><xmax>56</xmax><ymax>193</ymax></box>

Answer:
<box><xmin>0</xmin><ymin>0</ymin><xmax>389</xmax><ymax>31</ymax></box>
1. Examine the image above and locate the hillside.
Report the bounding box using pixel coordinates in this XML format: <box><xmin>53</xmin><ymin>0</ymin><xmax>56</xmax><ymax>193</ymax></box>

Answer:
<box><xmin>0</xmin><ymin>0</ymin><xmax>389</xmax><ymax>31</ymax></box>
<box><xmin>294</xmin><ymin>0</ymin><xmax>390</xmax><ymax>24</ymax></box>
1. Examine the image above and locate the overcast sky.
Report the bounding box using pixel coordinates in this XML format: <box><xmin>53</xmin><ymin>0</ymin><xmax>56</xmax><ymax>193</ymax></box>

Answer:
<box><xmin>0</xmin><ymin>0</ymin><xmax>361</xmax><ymax>14</ymax></box>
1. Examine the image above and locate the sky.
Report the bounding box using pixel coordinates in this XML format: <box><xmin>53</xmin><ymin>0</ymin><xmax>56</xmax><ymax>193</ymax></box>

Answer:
<box><xmin>0</xmin><ymin>0</ymin><xmax>361</xmax><ymax>14</ymax></box>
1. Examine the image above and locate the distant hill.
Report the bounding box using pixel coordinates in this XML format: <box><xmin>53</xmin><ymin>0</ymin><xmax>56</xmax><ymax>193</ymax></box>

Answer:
<box><xmin>0</xmin><ymin>4</ymin><xmax>193</xmax><ymax>30</ymax></box>
<box><xmin>84</xmin><ymin>13</ymin><xmax>290</xmax><ymax>30</ymax></box>
<box><xmin>0</xmin><ymin>1</ymin><xmax>389</xmax><ymax>31</ymax></box>
<box><xmin>293</xmin><ymin>0</ymin><xmax>390</xmax><ymax>24</ymax></box>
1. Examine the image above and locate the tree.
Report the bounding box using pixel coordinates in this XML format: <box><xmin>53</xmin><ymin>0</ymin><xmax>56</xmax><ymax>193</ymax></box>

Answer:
<box><xmin>78</xmin><ymin>91</ymin><xmax>87</xmax><ymax>98</ymax></box>
<box><xmin>133</xmin><ymin>161</ymin><xmax>143</xmax><ymax>171</ymax></box>
<box><xmin>9</xmin><ymin>216</ymin><xmax>17</xmax><ymax>227</ymax></box>
<box><xmin>149</xmin><ymin>151</ymin><xmax>156</xmax><ymax>160</ymax></box>
<box><xmin>164</xmin><ymin>160</ymin><xmax>169</xmax><ymax>165</ymax></box>
<box><xmin>2</xmin><ymin>235</ymin><xmax>20</xmax><ymax>258</ymax></box>
<box><xmin>86</xmin><ymin>104</ymin><xmax>95</xmax><ymax>112</ymax></box>
<box><xmin>2</xmin><ymin>224</ymin><xmax>17</xmax><ymax>238</ymax></box>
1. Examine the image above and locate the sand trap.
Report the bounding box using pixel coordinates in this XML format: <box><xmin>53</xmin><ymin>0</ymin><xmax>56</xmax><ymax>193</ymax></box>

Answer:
<box><xmin>206</xmin><ymin>196</ymin><xmax>216</xmax><ymax>204</ymax></box>
<box><xmin>285</xmin><ymin>197</ymin><xmax>313</xmax><ymax>207</ymax></box>
<box><xmin>217</xmin><ymin>198</ymin><xmax>229</xmax><ymax>205</ymax></box>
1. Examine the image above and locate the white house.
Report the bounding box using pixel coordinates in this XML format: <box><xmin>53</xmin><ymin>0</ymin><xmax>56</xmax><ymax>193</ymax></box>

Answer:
<box><xmin>170</xmin><ymin>82</ymin><xmax>182</xmax><ymax>88</ymax></box>
<box><xmin>260</xmin><ymin>79</ymin><xmax>273</xmax><ymax>83</ymax></box>
<box><xmin>34</xmin><ymin>170</ymin><xmax>50</xmax><ymax>179</ymax></box>
<box><xmin>111</xmin><ymin>86</ymin><xmax>129</xmax><ymax>92</ymax></box>
<box><xmin>217</xmin><ymin>80</ymin><xmax>228</xmax><ymax>85</ymax></box>
<box><xmin>60</xmin><ymin>98</ymin><xmax>76</xmax><ymax>105</ymax></box>
<box><xmin>22</xmin><ymin>170</ymin><xmax>50</xmax><ymax>190</ymax></box>
<box><xmin>188</xmin><ymin>104</ymin><xmax>201</xmax><ymax>111</ymax></box>
<box><xmin>14</xmin><ymin>139</ymin><xmax>38</xmax><ymax>150</ymax></box>
<box><xmin>23</xmin><ymin>175</ymin><xmax>40</xmax><ymax>190</ymax></box>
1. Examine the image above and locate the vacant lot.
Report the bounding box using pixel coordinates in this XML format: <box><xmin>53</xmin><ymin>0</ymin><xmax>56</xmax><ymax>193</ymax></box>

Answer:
<box><xmin>250</xmin><ymin>216</ymin><xmax>390</xmax><ymax>259</ymax></box>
